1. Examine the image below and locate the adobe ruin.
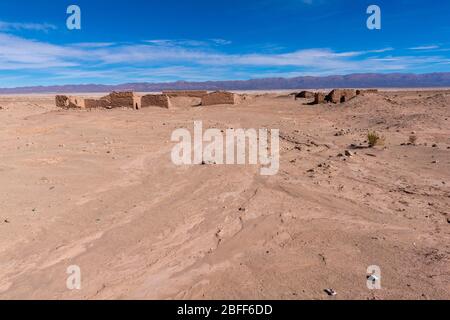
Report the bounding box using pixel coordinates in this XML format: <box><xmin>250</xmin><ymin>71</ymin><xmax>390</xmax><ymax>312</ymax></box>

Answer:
<box><xmin>314</xmin><ymin>92</ymin><xmax>327</xmax><ymax>104</ymax></box>
<box><xmin>141</xmin><ymin>94</ymin><xmax>172</xmax><ymax>109</ymax></box>
<box><xmin>56</xmin><ymin>95</ymin><xmax>113</xmax><ymax>109</ymax></box>
<box><xmin>83</xmin><ymin>99</ymin><xmax>111</xmax><ymax>109</ymax></box>
<box><xmin>55</xmin><ymin>95</ymin><xmax>85</xmax><ymax>109</ymax></box>
<box><xmin>56</xmin><ymin>92</ymin><xmax>172</xmax><ymax>110</ymax></box>
<box><xmin>295</xmin><ymin>91</ymin><xmax>315</xmax><ymax>99</ymax></box>
<box><xmin>326</xmin><ymin>89</ymin><xmax>357</xmax><ymax>103</ymax></box>
<box><xmin>103</xmin><ymin>91</ymin><xmax>141</xmax><ymax>110</ymax></box>
<box><xmin>201</xmin><ymin>91</ymin><xmax>238</xmax><ymax>106</ymax></box>
<box><xmin>56</xmin><ymin>93</ymin><xmax>141</xmax><ymax>110</ymax></box>
<box><xmin>356</xmin><ymin>89</ymin><xmax>379</xmax><ymax>95</ymax></box>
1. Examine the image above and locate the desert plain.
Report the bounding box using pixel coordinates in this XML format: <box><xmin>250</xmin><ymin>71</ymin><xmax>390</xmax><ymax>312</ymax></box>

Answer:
<box><xmin>0</xmin><ymin>90</ymin><xmax>449</xmax><ymax>299</ymax></box>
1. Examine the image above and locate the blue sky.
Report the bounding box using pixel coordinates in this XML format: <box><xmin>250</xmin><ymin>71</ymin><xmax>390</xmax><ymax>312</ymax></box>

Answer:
<box><xmin>0</xmin><ymin>0</ymin><xmax>449</xmax><ymax>87</ymax></box>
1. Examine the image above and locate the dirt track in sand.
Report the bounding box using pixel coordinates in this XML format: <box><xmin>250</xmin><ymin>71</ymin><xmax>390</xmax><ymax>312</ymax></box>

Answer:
<box><xmin>0</xmin><ymin>90</ymin><xmax>449</xmax><ymax>299</ymax></box>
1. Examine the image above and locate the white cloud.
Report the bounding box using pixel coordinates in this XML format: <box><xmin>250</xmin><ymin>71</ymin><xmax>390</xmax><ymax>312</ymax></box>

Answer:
<box><xmin>0</xmin><ymin>33</ymin><xmax>83</xmax><ymax>70</ymax></box>
<box><xmin>72</xmin><ymin>42</ymin><xmax>117</xmax><ymax>48</ymax></box>
<box><xmin>144</xmin><ymin>38</ymin><xmax>231</xmax><ymax>47</ymax></box>
<box><xmin>0</xmin><ymin>21</ymin><xmax>57</xmax><ymax>32</ymax></box>
<box><xmin>409</xmin><ymin>45</ymin><xmax>440</xmax><ymax>50</ymax></box>
<box><xmin>0</xmin><ymin>32</ymin><xmax>449</xmax><ymax>85</ymax></box>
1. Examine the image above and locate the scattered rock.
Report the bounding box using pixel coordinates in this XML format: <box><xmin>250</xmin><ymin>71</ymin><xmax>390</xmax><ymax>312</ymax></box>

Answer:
<box><xmin>345</xmin><ymin>150</ymin><xmax>352</xmax><ymax>157</ymax></box>
<box><xmin>432</xmin><ymin>144</ymin><xmax>438</xmax><ymax>148</ymax></box>
<box><xmin>349</xmin><ymin>144</ymin><xmax>366</xmax><ymax>150</ymax></box>
<box><xmin>324</xmin><ymin>289</ymin><xmax>337</xmax><ymax>296</ymax></box>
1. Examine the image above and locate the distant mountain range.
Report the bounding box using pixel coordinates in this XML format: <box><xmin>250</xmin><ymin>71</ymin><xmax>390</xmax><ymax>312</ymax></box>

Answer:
<box><xmin>1</xmin><ymin>72</ymin><xmax>450</xmax><ymax>94</ymax></box>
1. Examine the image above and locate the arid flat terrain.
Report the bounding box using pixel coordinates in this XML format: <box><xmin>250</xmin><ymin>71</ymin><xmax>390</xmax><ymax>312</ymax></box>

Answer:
<box><xmin>0</xmin><ymin>90</ymin><xmax>449</xmax><ymax>299</ymax></box>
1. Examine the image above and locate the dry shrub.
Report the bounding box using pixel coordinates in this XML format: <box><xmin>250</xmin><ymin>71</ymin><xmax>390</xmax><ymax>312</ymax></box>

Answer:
<box><xmin>368</xmin><ymin>131</ymin><xmax>385</xmax><ymax>148</ymax></box>
<box><xmin>409</xmin><ymin>135</ymin><xmax>418</xmax><ymax>145</ymax></box>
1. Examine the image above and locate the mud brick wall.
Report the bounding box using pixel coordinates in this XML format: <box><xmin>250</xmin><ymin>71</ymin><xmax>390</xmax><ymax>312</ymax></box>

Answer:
<box><xmin>201</xmin><ymin>91</ymin><xmax>237</xmax><ymax>106</ymax></box>
<box><xmin>107</xmin><ymin>92</ymin><xmax>141</xmax><ymax>109</ymax></box>
<box><xmin>84</xmin><ymin>99</ymin><xmax>111</xmax><ymax>109</ymax></box>
<box><xmin>141</xmin><ymin>94</ymin><xmax>171</xmax><ymax>109</ymax></box>
<box><xmin>326</xmin><ymin>89</ymin><xmax>357</xmax><ymax>103</ymax></box>
<box><xmin>55</xmin><ymin>95</ymin><xmax>86</xmax><ymax>109</ymax></box>
<box><xmin>296</xmin><ymin>91</ymin><xmax>315</xmax><ymax>99</ymax></box>
<box><xmin>356</xmin><ymin>89</ymin><xmax>379</xmax><ymax>95</ymax></box>
<box><xmin>314</xmin><ymin>92</ymin><xmax>327</xmax><ymax>104</ymax></box>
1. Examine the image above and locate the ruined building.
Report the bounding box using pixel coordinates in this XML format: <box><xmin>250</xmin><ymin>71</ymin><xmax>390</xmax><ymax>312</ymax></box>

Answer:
<box><xmin>55</xmin><ymin>95</ymin><xmax>111</xmax><ymax>109</ymax></box>
<box><xmin>295</xmin><ymin>91</ymin><xmax>315</xmax><ymax>99</ymax></box>
<box><xmin>201</xmin><ymin>91</ymin><xmax>238</xmax><ymax>106</ymax></box>
<box><xmin>56</xmin><ymin>92</ymin><xmax>173</xmax><ymax>110</ymax></box>
<box><xmin>102</xmin><ymin>91</ymin><xmax>141</xmax><ymax>110</ymax></box>
<box><xmin>141</xmin><ymin>94</ymin><xmax>171</xmax><ymax>109</ymax></box>
<box><xmin>325</xmin><ymin>89</ymin><xmax>357</xmax><ymax>103</ymax></box>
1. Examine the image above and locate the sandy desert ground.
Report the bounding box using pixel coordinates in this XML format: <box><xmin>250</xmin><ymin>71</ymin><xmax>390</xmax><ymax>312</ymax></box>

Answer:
<box><xmin>0</xmin><ymin>90</ymin><xmax>449</xmax><ymax>300</ymax></box>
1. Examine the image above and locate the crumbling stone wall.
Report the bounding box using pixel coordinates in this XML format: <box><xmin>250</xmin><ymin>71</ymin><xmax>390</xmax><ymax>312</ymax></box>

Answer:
<box><xmin>314</xmin><ymin>92</ymin><xmax>327</xmax><ymax>104</ymax></box>
<box><xmin>56</xmin><ymin>95</ymin><xmax>113</xmax><ymax>109</ymax></box>
<box><xmin>356</xmin><ymin>89</ymin><xmax>379</xmax><ymax>95</ymax></box>
<box><xmin>84</xmin><ymin>99</ymin><xmax>111</xmax><ymax>109</ymax></box>
<box><xmin>295</xmin><ymin>91</ymin><xmax>315</xmax><ymax>99</ymax></box>
<box><xmin>201</xmin><ymin>91</ymin><xmax>237</xmax><ymax>106</ymax></box>
<box><xmin>141</xmin><ymin>94</ymin><xmax>171</xmax><ymax>109</ymax></box>
<box><xmin>56</xmin><ymin>95</ymin><xmax>70</xmax><ymax>108</ymax></box>
<box><xmin>55</xmin><ymin>95</ymin><xmax>86</xmax><ymax>109</ymax></box>
<box><xmin>163</xmin><ymin>90</ymin><xmax>208</xmax><ymax>98</ymax></box>
<box><xmin>326</xmin><ymin>89</ymin><xmax>357</xmax><ymax>103</ymax></box>
<box><xmin>104</xmin><ymin>91</ymin><xmax>141</xmax><ymax>109</ymax></box>
<box><xmin>57</xmin><ymin>91</ymin><xmax>141</xmax><ymax>110</ymax></box>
